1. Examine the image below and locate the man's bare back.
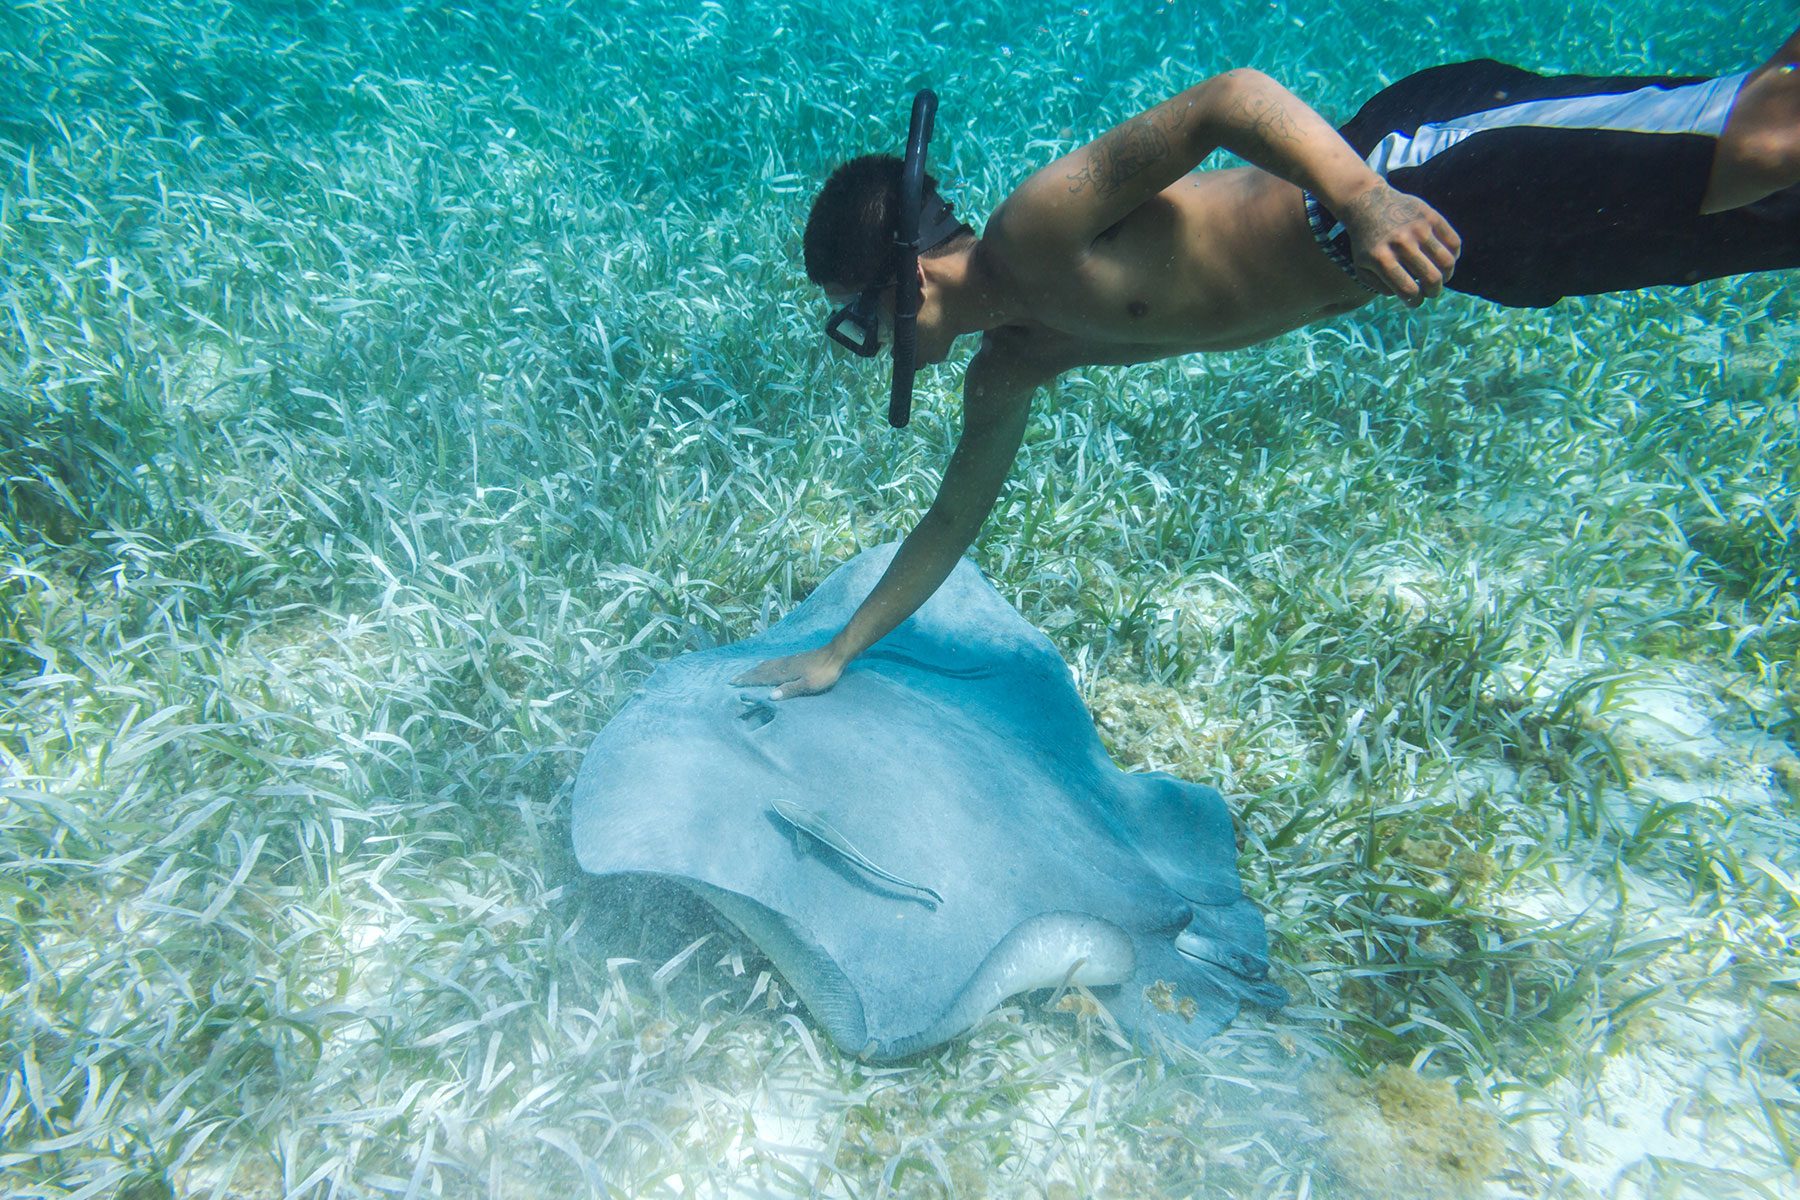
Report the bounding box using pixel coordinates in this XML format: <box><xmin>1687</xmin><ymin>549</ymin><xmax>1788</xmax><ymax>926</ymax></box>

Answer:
<box><xmin>877</xmin><ymin>68</ymin><xmax>1455</xmax><ymax>388</ymax></box>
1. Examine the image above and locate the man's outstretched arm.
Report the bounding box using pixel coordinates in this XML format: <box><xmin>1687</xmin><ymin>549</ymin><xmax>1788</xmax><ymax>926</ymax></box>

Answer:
<box><xmin>992</xmin><ymin>68</ymin><xmax>1460</xmax><ymax>302</ymax></box>
<box><xmin>733</xmin><ymin>346</ymin><xmax>1043</xmax><ymax>700</ymax></box>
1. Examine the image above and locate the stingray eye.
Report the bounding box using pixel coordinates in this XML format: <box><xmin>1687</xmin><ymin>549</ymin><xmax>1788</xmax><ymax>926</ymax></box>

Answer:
<box><xmin>738</xmin><ymin>697</ymin><xmax>776</xmax><ymax>730</ymax></box>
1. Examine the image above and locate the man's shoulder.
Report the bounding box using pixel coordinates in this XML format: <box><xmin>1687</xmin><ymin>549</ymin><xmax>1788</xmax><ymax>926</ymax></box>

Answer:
<box><xmin>979</xmin><ymin>199</ymin><xmax>1083</xmax><ymax>285</ymax></box>
<box><xmin>973</xmin><ymin>323</ymin><xmax>1042</xmax><ymax>357</ymax></box>
<box><xmin>969</xmin><ymin>325</ymin><xmax>1066</xmax><ymax>381</ymax></box>
<box><xmin>971</xmin><ymin>322</ymin><xmax>1124</xmax><ymax>383</ymax></box>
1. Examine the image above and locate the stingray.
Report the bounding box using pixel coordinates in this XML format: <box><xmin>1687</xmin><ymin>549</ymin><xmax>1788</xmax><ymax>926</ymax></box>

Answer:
<box><xmin>571</xmin><ymin>543</ymin><xmax>1284</xmax><ymax>1061</ymax></box>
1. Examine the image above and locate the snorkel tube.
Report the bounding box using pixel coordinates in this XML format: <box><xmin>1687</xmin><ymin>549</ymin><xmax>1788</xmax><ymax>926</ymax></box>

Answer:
<box><xmin>888</xmin><ymin>89</ymin><xmax>937</xmax><ymax>429</ymax></box>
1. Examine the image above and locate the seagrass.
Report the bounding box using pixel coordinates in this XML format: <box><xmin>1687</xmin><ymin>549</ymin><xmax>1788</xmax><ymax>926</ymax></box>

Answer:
<box><xmin>0</xmin><ymin>1</ymin><xmax>1794</xmax><ymax>1196</ymax></box>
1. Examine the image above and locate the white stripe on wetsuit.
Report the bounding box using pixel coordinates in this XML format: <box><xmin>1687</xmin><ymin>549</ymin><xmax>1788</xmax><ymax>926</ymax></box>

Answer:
<box><xmin>1324</xmin><ymin>71</ymin><xmax>1750</xmax><ymax>239</ymax></box>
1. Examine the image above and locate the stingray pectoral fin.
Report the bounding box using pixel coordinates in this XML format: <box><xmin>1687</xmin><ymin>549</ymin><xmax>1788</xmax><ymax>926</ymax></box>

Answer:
<box><xmin>860</xmin><ymin>645</ymin><xmax>994</xmax><ymax>681</ymax></box>
<box><xmin>681</xmin><ymin>880</ymin><xmax>870</xmax><ymax>1051</ymax></box>
<box><xmin>770</xmin><ymin>799</ymin><xmax>943</xmax><ymax>906</ymax></box>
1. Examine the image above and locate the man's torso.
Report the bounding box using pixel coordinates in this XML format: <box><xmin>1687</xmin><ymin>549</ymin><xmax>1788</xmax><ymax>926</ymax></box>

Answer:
<box><xmin>978</xmin><ymin>166</ymin><xmax>1372</xmax><ymax>376</ymax></box>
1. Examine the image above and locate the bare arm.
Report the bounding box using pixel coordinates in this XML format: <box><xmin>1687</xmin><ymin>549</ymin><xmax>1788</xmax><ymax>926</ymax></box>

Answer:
<box><xmin>733</xmin><ymin>346</ymin><xmax>1044</xmax><ymax>699</ymax></box>
<box><xmin>993</xmin><ymin>69</ymin><xmax>1459</xmax><ymax>301</ymax></box>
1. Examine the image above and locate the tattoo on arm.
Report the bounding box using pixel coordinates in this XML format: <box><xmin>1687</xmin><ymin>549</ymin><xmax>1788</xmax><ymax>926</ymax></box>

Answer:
<box><xmin>1231</xmin><ymin>95</ymin><xmax>1301</xmax><ymax>145</ymax></box>
<box><xmin>1065</xmin><ymin>86</ymin><xmax>1302</xmax><ymax>199</ymax></box>
<box><xmin>1066</xmin><ymin>113</ymin><xmax>1173</xmax><ymax>197</ymax></box>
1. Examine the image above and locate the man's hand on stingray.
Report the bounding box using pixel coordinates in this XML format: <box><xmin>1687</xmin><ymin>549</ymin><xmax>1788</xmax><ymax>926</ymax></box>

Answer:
<box><xmin>732</xmin><ymin>645</ymin><xmax>846</xmax><ymax>701</ymax></box>
<box><xmin>1339</xmin><ymin>182</ymin><xmax>1462</xmax><ymax>306</ymax></box>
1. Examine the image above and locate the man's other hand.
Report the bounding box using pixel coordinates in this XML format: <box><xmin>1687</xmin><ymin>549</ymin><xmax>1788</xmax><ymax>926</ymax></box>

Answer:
<box><xmin>731</xmin><ymin>645</ymin><xmax>846</xmax><ymax>701</ymax></box>
<box><xmin>1340</xmin><ymin>183</ymin><xmax>1462</xmax><ymax>305</ymax></box>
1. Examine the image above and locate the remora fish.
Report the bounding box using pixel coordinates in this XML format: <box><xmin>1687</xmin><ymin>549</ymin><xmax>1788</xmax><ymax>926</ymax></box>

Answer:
<box><xmin>769</xmin><ymin>798</ymin><xmax>943</xmax><ymax>907</ymax></box>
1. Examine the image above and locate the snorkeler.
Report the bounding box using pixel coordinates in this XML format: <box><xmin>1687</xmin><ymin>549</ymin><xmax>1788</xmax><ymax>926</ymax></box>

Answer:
<box><xmin>736</xmin><ymin>31</ymin><xmax>1800</xmax><ymax>700</ymax></box>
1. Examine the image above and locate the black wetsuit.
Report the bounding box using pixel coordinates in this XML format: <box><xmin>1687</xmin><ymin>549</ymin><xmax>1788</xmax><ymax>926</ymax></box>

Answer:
<box><xmin>1304</xmin><ymin>59</ymin><xmax>1800</xmax><ymax>308</ymax></box>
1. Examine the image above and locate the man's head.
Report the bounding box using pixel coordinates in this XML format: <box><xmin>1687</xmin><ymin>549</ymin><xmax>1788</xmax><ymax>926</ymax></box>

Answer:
<box><xmin>804</xmin><ymin>154</ymin><xmax>974</xmax><ymax>296</ymax></box>
<box><xmin>807</xmin><ymin>155</ymin><xmax>978</xmax><ymax>378</ymax></box>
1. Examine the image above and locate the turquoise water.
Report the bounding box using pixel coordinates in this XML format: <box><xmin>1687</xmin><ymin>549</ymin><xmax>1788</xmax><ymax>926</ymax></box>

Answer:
<box><xmin>2</xmin><ymin>2</ymin><xmax>1796</xmax><ymax>1196</ymax></box>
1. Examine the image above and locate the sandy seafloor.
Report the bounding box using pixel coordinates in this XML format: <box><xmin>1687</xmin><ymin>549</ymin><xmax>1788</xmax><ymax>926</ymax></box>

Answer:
<box><xmin>1</xmin><ymin>1</ymin><xmax>1797</xmax><ymax>1197</ymax></box>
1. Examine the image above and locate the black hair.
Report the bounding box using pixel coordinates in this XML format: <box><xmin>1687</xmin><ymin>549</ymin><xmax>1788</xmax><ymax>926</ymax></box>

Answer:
<box><xmin>803</xmin><ymin>154</ymin><xmax>974</xmax><ymax>290</ymax></box>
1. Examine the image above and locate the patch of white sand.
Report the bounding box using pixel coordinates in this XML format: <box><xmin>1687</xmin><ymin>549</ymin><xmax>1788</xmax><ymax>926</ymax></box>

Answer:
<box><xmin>1486</xmin><ymin>662</ymin><xmax>1799</xmax><ymax>1196</ymax></box>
